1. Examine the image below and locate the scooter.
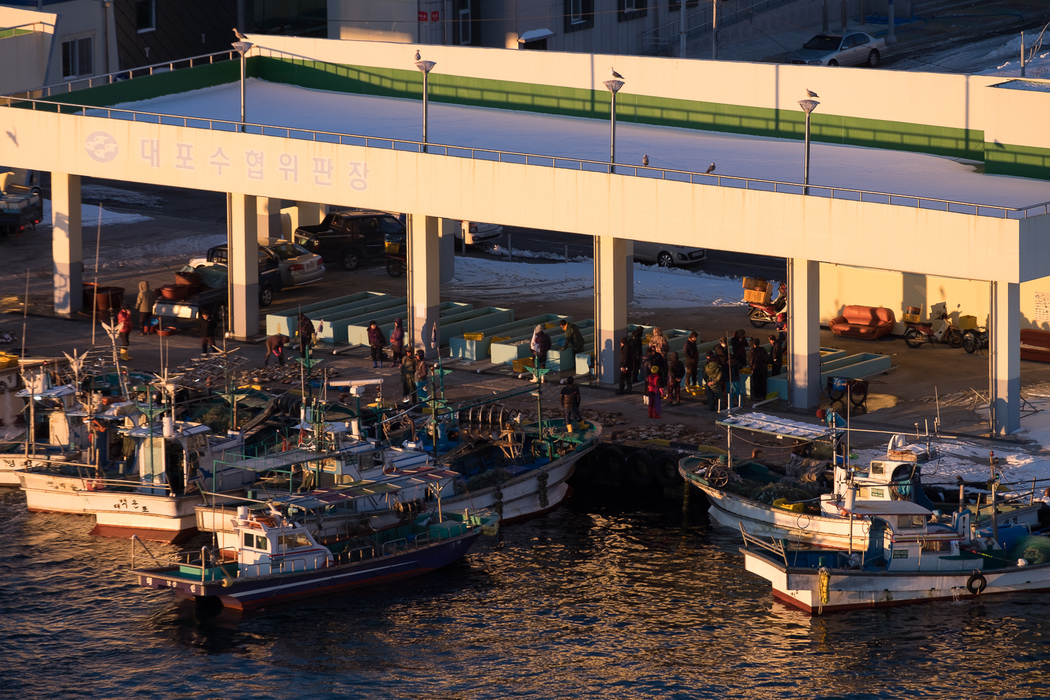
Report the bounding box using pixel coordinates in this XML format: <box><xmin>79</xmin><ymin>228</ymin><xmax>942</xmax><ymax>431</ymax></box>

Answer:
<box><xmin>963</xmin><ymin>326</ymin><xmax>988</xmax><ymax>354</ymax></box>
<box><xmin>747</xmin><ymin>285</ymin><xmax>787</xmax><ymax>328</ymax></box>
<box><xmin>903</xmin><ymin>310</ymin><xmax>963</xmax><ymax>349</ymax></box>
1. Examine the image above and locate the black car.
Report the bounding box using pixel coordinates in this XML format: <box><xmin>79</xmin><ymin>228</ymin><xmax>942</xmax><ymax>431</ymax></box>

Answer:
<box><xmin>293</xmin><ymin>210</ymin><xmax>406</xmax><ymax>271</ymax></box>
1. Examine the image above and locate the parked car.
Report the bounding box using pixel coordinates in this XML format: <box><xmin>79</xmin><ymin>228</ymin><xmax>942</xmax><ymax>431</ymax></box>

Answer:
<box><xmin>632</xmin><ymin>241</ymin><xmax>706</xmax><ymax>267</ymax></box>
<box><xmin>267</xmin><ymin>240</ymin><xmax>325</xmax><ymax>286</ymax></box>
<box><xmin>791</xmin><ymin>32</ymin><xmax>886</xmax><ymax>67</ymax></box>
<box><xmin>187</xmin><ymin>244</ymin><xmax>285</xmax><ymax>307</ymax></box>
<box><xmin>293</xmin><ymin>209</ymin><xmax>405</xmax><ymax>270</ymax></box>
<box><xmin>460</xmin><ymin>222</ymin><xmax>503</xmax><ymax>247</ymax></box>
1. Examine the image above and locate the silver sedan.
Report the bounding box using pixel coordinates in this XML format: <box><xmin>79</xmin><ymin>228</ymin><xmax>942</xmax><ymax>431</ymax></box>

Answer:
<box><xmin>791</xmin><ymin>32</ymin><xmax>886</xmax><ymax>67</ymax></box>
<box><xmin>270</xmin><ymin>240</ymin><xmax>325</xmax><ymax>286</ymax></box>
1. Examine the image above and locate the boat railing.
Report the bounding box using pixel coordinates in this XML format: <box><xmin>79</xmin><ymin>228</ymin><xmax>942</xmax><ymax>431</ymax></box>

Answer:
<box><xmin>382</xmin><ymin>538</ymin><xmax>410</xmax><ymax>556</ymax></box>
<box><xmin>739</xmin><ymin>523</ymin><xmax>789</xmax><ymax>566</ymax></box>
<box><xmin>129</xmin><ymin>534</ymin><xmax>165</xmax><ymax>570</ymax></box>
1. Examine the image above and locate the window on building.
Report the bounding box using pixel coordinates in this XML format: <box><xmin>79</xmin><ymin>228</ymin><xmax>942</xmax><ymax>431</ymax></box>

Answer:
<box><xmin>670</xmin><ymin>0</ymin><xmax>681</xmax><ymax>11</ymax></box>
<box><xmin>61</xmin><ymin>36</ymin><xmax>93</xmax><ymax>79</ymax></box>
<box><xmin>564</xmin><ymin>0</ymin><xmax>594</xmax><ymax>32</ymax></box>
<box><xmin>136</xmin><ymin>0</ymin><xmax>156</xmax><ymax>32</ymax></box>
<box><xmin>618</xmin><ymin>0</ymin><xmax>648</xmax><ymax>21</ymax></box>
<box><xmin>458</xmin><ymin>7</ymin><xmax>471</xmax><ymax>45</ymax></box>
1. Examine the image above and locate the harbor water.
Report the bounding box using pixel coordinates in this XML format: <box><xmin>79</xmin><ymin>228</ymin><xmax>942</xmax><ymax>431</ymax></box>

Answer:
<box><xmin>2</xmin><ymin>485</ymin><xmax>1048</xmax><ymax>699</ymax></box>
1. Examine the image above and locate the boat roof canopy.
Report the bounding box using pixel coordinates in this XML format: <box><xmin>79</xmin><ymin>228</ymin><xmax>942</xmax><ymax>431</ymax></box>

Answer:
<box><xmin>717</xmin><ymin>412</ymin><xmax>833</xmax><ymax>440</ymax></box>
<box><xmin>847</xmin><ymin>500</ymin><xmax>932</xmax><ymax>517</ymax></box>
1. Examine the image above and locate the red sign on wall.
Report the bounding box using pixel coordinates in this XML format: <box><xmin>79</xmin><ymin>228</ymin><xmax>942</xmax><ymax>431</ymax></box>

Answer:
<box><xmin>418</xmin><ymin>11</ymin><xmax>427</xmax><ymax>22</ymax></box>
<box><xmin>431</xmin><ymin>11</ymin><xmax>439</xmax><ymax>21</ymax></box>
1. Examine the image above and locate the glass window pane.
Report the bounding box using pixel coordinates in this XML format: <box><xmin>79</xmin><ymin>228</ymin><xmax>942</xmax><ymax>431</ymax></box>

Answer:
<box><xmin>77</xmin><ymin>37</ymin><xmax>93</xmax><ymax>76</ymax></box>
<box><xmin>62</xmin><ymin>41</ymin><xmax>75</xmax><ymax>78</ymax></box>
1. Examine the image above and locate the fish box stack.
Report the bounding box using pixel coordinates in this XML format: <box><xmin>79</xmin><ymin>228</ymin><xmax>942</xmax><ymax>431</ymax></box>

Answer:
<box><xmin>742</xmin><ymin>277</ymin><xmax>771</xmax><ymax>304</ymax></box>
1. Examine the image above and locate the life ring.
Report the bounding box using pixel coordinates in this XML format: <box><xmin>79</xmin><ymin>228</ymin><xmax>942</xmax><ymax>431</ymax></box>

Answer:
<box><xmin>383</xmin><ymin>463</ymin><xmax>397</xmax><ymax>475</ymax></box>
<box><xmin>966</xmin><ymin>571</ymin><xmax>987</xmax><ymax>595</ymax></box>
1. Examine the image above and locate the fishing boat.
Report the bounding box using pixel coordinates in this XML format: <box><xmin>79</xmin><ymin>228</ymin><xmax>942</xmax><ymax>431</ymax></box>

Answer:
<box><xmin>679</xmin><ymin>412</ymin><xmax>1043</xmax><ymax>550</ymax></box>
<box><xmin>740</xmin><ymin>502</ymin><xmax>1050</xmax><ymax>614</ymax></box>
<box><xmin>130</xmin><ymin>503</ymin><xmax>497</xmax><ymax>611</ymax></box>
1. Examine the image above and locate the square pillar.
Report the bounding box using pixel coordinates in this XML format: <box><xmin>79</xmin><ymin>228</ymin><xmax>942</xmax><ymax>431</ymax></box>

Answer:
<box><xmin>625</xmin><ymin>240</ymin><xmax>635</xmax><ymax>304</ymax></box>
<box><xmin>594</xmin><ymin>235</ymin><xmax>627</xmax><ymax>385</ymax></box>
<box><xmin>438</xmin><ymin>218</ymin><xmax>456</xmax><ymax>284</ymax></box>
<box><xmin>407</xmin><ymin>214</ymin><xmax>440</xmax><ymax>355</ymax></box>
<box><xmin>256</xmin><ymin>197</ymin><xmax>283</xmax><ymax>242</ymax></box>
<box><xmin>787</xmin><ymin>258</ymin><xmax>821</xmax><ymax>409</ymax></box>
<box><xmin>295</xmin><ymin>201</ymin><xmax>325</xmax><ymax>228</ymax></box>
<box><xmin>52</xmin><ymin>173</ymin><xmax>82</xmax><ymax>316</ymax></box>
<box><xmin>229</xmin><ymin>193</ymin><xmax>259</xmax><ymax>340</ymax></box>
<box><xmin>990</xmin><ymin>281</ymin><xmax>1020</xmax><ymax>435</ymax></box>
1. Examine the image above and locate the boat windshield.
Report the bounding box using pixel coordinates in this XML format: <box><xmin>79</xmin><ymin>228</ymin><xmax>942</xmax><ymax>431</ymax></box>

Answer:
<box><xmin>278</xmin><ymin>532</ymin><xmax>313</xmax><ymax>550</ymax></box>
<box><xmin>896</xmin><ymin>514</ymin><xmax>927</xmax><ymax>530</ymax></box>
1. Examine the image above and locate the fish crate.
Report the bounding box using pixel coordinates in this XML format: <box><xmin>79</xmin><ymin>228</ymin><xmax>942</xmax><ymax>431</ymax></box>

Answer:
<box><xmin>512</xmin><ymin>357</ymin><xmax>534</xmax><ymax>373</ymax></box>
<box><xmin>903</xmin><ymin>313</ymin><xmax>921</xmax><ymax>324</ymax></box>
<box><xmin>742</xmin><ymin>276</ymin><xmax>768</xmax><ymax>291</ymax></box>
<box><xmin>958</xmin><ymin>315</ymin><xmax>977</xmax><ymax>330</ymax></box>
<box><xmin>906</xmin><ymin>306</ymin><xmax>922</xmax><ymax>315</ymax></box>
<box><xmin>463</xmin><ymin>332</ymin><xmax>484</xmax><ymax>341</ymax></box>
<box><xmin>743</xmin><ymin>289</ymin><xmax>771</xmax><ymax>304</ymax></box>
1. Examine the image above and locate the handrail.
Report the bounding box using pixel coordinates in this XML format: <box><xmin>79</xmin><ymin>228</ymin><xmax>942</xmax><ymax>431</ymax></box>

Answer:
<box><xmin>739</xmin><ymin>522</ymin><xmax>789</xmax><ymax>565</ymax></box>
<box><xmin>2</xmin><ymin>91</ymin><xmax>1047</xmax><ymax>220</ymax></box>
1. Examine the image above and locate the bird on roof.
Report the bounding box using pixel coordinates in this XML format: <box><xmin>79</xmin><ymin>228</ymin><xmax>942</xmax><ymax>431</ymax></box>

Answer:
<box><xmin>806</xmin><ymin>88</ymin><xmax>819</xmax><ymax>98</ymax></box>
<box><xmin>642</xmin><ymin>154</ymin><xmax>649</xmax><ymax>167</ymax></box>
<box><xmin>415</xmin><ymin>50</ymin><xmax>421</xmax><ymax>61</ymax></box>
<box><xmin>705</xmin><ymin>162</ymin><xmax>716</xmax><ymax>174</ymax></box>
<box><xmin>610</xmin><ymin>66</ymin><xmax>624</xmax><ymax>80</ymax></box>
<box><xmin>233</xmin><ymin>28</ymin><xmax>248</xmax><ymax>41</ymax></box>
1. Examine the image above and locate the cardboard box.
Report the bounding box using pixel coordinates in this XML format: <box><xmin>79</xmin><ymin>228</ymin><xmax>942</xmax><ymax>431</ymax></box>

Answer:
<box><xmin>744</xmin><ymin>289</ymin><xmax>771</xmax><ymax>304</ymax></box>
<box><xmin>903</xmin><ymin>313</ymin><xmax>921</xmax><ymax>324</ymax></box>
<box><xmin>742</xmin><ymin>276</ymin><xmax>768</xmax><ymax>291</ymax></box>
<box><xmin>958</xmin><ymin>315</ymin><xmax>977</xmax><ymax>330</ymax></box>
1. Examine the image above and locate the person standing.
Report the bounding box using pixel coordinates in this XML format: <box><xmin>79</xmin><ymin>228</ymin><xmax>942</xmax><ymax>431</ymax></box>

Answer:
<box><xmin>648</xmin><ymin>326</ymin><xmax>669</xmax><ymax>357</ymax></box>
<box><xmin>729</xmin><ymin>329</ymin><xmax>748</xmax><ymax>402</ymax></box>
<box><xmin>703</xmin><ymin>352</ymin><xmax>724</xmax><ymax>412</ymax></box>
<box><xmin>646</xmin><ymin>366</ymin><xmax>663</xmax><ymax>419</ymax></box>
<box><xmin>749</xmin><ymin>337</ymin><xmax>769</xmax><ymax>401</ymax></box>
<box><xmin>366</xmin><ymin>320</ymin><xmax>387</xmax><ymax>368</ymax></box>
<box><xmin>414</xmin><ymin>349</ymin><xmax>429</xmax><ymax>403</ymax></box>
<box><xmin>769</xmin><ymin>334</ymin><xmax>785</xmax><ymax>377</ymax></box>
<box><xmin>135</xmin><ymin>281</ymin><xmax>155</xmax><ymax>335</ymax></box>
<box><xmin>296</xmin><ymin>313</ymin><xmax>315</xmax><ymax>359</ymax></box>
<box><xmin>389</xmin><ymin>318</ymin><xmax>405</xmax><ymax>367</ymax></box>
<box><xmin>116</xmin><ymin>305</ymin><xmax>133</xmax><ymax>361</ymax></box>
<box><xmin>629</xmin><ymin>327</ymin><xmax>644</xmax><ymax>382</ymax></box>
<box><xmin>198</xmin><ymin>307</ymin><xmax>219</xmax><ymax>355</ymax></box>
<box><xmin>560</xmin><ymin>376</ymin><xmax>582</xmax><ymax>430</ymax></box>
<box><xmin>400</xmin><ymin>344</ymin><xmax>418</xmax><ymax>404</ymax></box>
<box><xmin>683</xmin><ymin>331</ymin><xmax>700</xmax><ymax>388</ymax></box>
<box><xmin>530</xmin><ymin>324</ymin><xmax>551</xmax><ymax>382</ymax></box>
<box><xmin>264</xmin><ymin>333</ymin><xmax>288</xmax><ymax>366</ymax></box>
<box><xmin>667</xmin><ymin>351</ymin><xmax>685</xmax><ymax>406</ymax></box>
<box><xmin>618</xmin><ymin>336</ymin><xmax>636</xmax><ymax>394</ymax></box>
<box><xmin>558</xmin><ymin>319</ymin><xmax>585</xmax><ymax>356</ymax></box>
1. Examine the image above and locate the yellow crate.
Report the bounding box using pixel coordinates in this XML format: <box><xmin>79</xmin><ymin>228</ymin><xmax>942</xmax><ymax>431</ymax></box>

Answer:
<box><xmin>512</xmin><ymin>357</ymin><xmax>534</xmax><ymax>373</ymax></box>
<box><xmin>743</xmin><ymin>289</ymin><xmax>771</xmax><ymax>304</ymax></box>
<box><xmin>958</xmin><ymin>315</ymin><xmax>977</xmax><ymax>330</ymax></box>
<box><xmin>544</xmin><ymin>322</ymin><xmax>560</xmax><ymax>329</ymax></box>
<box><xmin>772</xmin><ymin>498</ymin><xmax>805</xmax><ymax>513</ymax></box>
<box><xmin>0</xmin><ymin>353</ymin><xmax>16</xmax><ymax>369</ymax></box>
<box><xmin>742</xmin><ymin>276</ymin><xmax>768</xmax><ymax>291</ymax></box>
<box><xmin>903</xmin><ymin>313</ymin><xmax>921</xmax><ymax>324</ymax></box>
<box><xmin>491</xmin><ymin>335</ymin><xmax>510</xmax><ymax>343</ymax></box>
<box><xmin>463</xmin><ymin>332</ymin><xmax>484</xmax><ymax>341</ymax></box>
<box><xmin>906</xmin><ymin>305</ymin><xmax>922</xmax><ymax>316</ymax></box>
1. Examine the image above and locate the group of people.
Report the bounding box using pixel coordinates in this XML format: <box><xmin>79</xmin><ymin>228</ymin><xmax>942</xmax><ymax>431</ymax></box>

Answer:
<box><xmin>528</xmin><ymin>319</ymin><xmax>585</xmax><ymax>383</ymax></box>
<box><xmin>702</xmin><ymin>330</ymin><xmax>785</xmax><ymax>412</ymax></box>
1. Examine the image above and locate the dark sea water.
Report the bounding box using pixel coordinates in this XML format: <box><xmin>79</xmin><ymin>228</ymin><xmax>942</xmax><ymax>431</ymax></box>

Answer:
<box><xmin>2</xmin><ymin>484</ymin><xmax>1049</xmax><ymax>700</ymax></box>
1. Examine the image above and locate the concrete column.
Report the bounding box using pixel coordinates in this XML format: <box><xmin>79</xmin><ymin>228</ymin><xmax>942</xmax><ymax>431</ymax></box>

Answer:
<box><xmin>295</xmin><ymin>201</ymin><xmax>325</xmax><ymax>228</ymax></box>
<box><xmin>256</xmin><ymin>197</ymin><xmax>283</xmax><ymax>243</ymax></box>
<box><xmin>229</xmin><ymin>193</ymin><xmax>259</xmax><ymax>340</ymax></box>
<box><xmin>407</xmin><ymin>214</ymin><xmax>440</xmax><ymax>355</ymax></box>
<box><xmin>989</xmin><ymin>281</ymin><xmax>1020</xmax><ymax>435</ymax></box>
<box><xmin>52</xmin><ymin>173</ymin><xmax>82</xmax><ymax>316</ymax></box>
<box><xmin>625</xmin><ymin>239</ymin><xmax>635</xmax><ymax>304</ymax></box>
<box><xmin>439</xmin><ymin>218</ymin><xmax>456</xmax><ymax>284</ymax></box>
<box><xmin>787</xmin><ymin>258</ymin><xmax>821</xmax><ymax>409</ymax></box>
<box><xmin>594</xmin><ymin>235</ymin><xmax>627</xmax><ymax>385</ymax></box>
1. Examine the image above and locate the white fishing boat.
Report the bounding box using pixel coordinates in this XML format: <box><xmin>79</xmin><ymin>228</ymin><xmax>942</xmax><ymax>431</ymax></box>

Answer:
<box><xmin>740</xmin><ymin>502</ymin><xmax>1050</xmax><ymax>614</ymax></box>
<box><xmin>679</xmin><ymin>412</ymin><xmax>1042</xmax><ymax>551</ymax></box>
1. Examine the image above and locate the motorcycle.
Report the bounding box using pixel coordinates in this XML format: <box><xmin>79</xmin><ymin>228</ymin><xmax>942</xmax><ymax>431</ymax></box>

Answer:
<box><xmin>963</xmin><ymin>326</ymin><xmax>988</xmax><ymax>354</ymax></box>
<box><xmin>747</xmin><ymin>285</ymin><xmax>787</xmax><ymax>329</ymax></box>
<box><xmin>903</xmin><ymin>310</ymin><xmax>963</xmax><ymax>349</ymax></box>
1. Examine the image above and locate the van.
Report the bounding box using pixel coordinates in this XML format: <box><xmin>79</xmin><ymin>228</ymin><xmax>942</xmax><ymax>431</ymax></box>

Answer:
<box><xmin>632</xmin><ymin>241</ymin><xmax>706</xmax><ymax>267</ymax></box>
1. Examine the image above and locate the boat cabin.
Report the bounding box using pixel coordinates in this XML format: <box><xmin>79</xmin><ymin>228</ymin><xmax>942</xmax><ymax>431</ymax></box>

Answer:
<box><xmin>125</xmin><ymin>418</ymin><xmax>249</xmax><ymax>496</ymax></box>
<box><xmin>233</xmin><ymin>506</ymin><xmax>332</xmax><ymax>573</ymax></box>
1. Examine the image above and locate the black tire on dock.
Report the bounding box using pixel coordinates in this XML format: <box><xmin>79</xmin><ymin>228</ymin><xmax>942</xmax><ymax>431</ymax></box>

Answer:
<box><xmin>625</xmin><ymin>451</ymin><xmax>654</xmax><ymax>487</ymax></box>
<box><xmin>654</xmin><ymin>454</ymin><xmax>682</xmax><ymax>488</ymax></box>
<box><xmin>573</xmin><ymin>449</ymin><xmax>599</xmax><ymax>481</ymax></box>
<box><xmin>600</xmin><ymin>445</ymin><xmax>627</xmax><ymax>483</ymax></box>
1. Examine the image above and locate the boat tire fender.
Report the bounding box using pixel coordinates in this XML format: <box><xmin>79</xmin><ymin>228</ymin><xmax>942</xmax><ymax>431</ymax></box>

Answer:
<box><xmin>966</xmin><ymin>571</ymin><xmax>987</xmax><ymax>595</ymax></box>
<box><xmin>654</xmin><ymin>455</ymin><xmax>681</xmax><ymax>488</ymax></box>
<box><xmin>625</xmin><ymin>451</ymin><xmax>654</xmax><ymax>487</ymax></box>
<box><xmin>600</xmin><ymin>445</ymin><xmax>627</xmax><ymax>482</ymax></box>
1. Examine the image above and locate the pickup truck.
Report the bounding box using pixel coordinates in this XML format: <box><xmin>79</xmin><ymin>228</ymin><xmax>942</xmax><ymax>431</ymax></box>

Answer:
<box><xmin>153</xmin><ymin>261</ymin><xmax>283</xmax><ymax>321</ymax></box>
<box><xmin>293</xmin><ymin>209</ymin><xmax>405</xmax><ymax>271</ymax></box>
<box><xmin>0</xmin><ymin>187</ymin><xmax>43</xmax><ymax>237</ymax></box>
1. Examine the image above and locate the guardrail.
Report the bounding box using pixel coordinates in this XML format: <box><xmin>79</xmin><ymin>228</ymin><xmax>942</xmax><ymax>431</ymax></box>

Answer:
<box><xmin>3</xmin><ymin>88</ymin><xmax>1048</xmax><ymax>221</ymax></box>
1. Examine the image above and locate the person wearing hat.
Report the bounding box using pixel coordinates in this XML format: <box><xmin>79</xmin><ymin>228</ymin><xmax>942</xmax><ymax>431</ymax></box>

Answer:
<box><xmin>414</xmin><ymin>349</ymin><xmax>429</xmax><ymax>402</ymax></box>
<box><xmin>560</xmin><ymin>376</ymin><xmax>583</xmax><ymax>431</ymax></box>
<box><xmin>645</xmin><ymin>365</ymin><xmax>663</xmax><ymax>419</ymax></box>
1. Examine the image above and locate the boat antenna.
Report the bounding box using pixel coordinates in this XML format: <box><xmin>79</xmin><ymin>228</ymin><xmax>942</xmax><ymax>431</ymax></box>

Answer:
<box><xmin>20</xmin><ymin>268</ymin><xmax>29</xmax><ymax>358</ymax></box>
<box><xmin>91</xmin><ymin>204</ymin><xmax>102</xmax><ymax>345</ymax></box>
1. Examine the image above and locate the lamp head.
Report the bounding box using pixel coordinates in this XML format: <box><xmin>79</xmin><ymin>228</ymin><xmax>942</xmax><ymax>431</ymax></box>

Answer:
<box><xmin>798</xmin><ymin>98</ymin><xmax>820</xmax><ymax>114</ymax></box>
<box><xmin>415</xmin><ymin>59</ymin><xmax>437</xmax><ymax>75</ymax></box>
<box><xmin>603</xmin><ymin>79</ymin><xmax>624</xmax><ymax>94</ymax></box>
<box><xmin>232</xmin><ymin>40</ymin><xmax>253</xmax><ymax>55</ymax></box>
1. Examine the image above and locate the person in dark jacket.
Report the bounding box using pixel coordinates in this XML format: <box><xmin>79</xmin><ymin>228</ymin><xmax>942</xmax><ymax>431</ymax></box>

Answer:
<box><xmin>646</xmin><ymin>366</ymin><xmax>663</xmax><ymax>419</ymax></box>
<box><xmin>366</xmin><ymin>320</ymin><xmax>387</xmax><ymax>368</ymax></box>
<box><xmin>667</xmin><ymin>351</ymin><xmax>685</xmax><ymax>405</ymax></box>
<box><xmin>749</xmin><ymin>337</ymin><xmax>770</xmax><ymax>401</ymax></box>
<box><xmin>629</xmin><ymin>327</ymin><xmax>644</xmax><ymax>382</ymax></box>
<box><xmin>560</xmin><ymin>376</ymin><xmax>582</xmax><ymax>429</ymax></box>
<box><xmin>559</xmin><ymin>319</ymin><xmax>585</xmax><ymax>355</ymax></box>
<box><xmin>297</xmin><ymin>313</ymin><xmax>315</xmax><ymax>359</ymax></box>
<box><xmin>264</xmin><ymin>332</ymin><xmax>288</xmax><ymax>366</ymax></box>
<box><xmin>618</xmin><ymin>336</ymin><xmax>636</xmax><ymax>394</ymax></box>
<box><xmin>530</xmin><ymin>324</ymin><xmax>552</xmax><ymax>382</ymax></box>
<box><xmin>389</xmin><ymin>318</ymin><xmax>405</xmax><ymax>367</ymax></box>
<box><xmin>683</xmin><ymin>331</ymin><xmax>700</xmax><ymax>388</ymax></box>
<box><xmin>414</xmin><ymin>349</ymin><xmax>429</xmax><ymax>402</ymax></box>
<box><xmin>703</xmin><ymin>351</ymin><xmax>724</xmax><ymax>411</ymax></box>
<box><xmin>198</xmin><ymin>307</ymin><xmax>219</xmax><ymax>355</ymax></box>
<box><xmin>768</xmin><ymin>334</ymin><xmax>785</xmax><ymax>377</ymax></box>
<box><xmin>400</xmin><ymin>344</ymin><xmax>418</xmax><ymax>404</ymax></box>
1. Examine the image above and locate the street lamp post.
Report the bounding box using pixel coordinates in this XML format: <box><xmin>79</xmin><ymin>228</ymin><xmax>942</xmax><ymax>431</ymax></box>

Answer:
<box><xmin>603</xmin><ymin>79</ymin><xmax>624</xmax><ymax>174</ymax></box>
<box><xmin>232</xmin><ymin>38</ymin><xmax>253</xmax><ymax>132</ymax></box>
<box><xmin>415</xmin><ymin>58</ymin><xmax>437</xmax><ymax>153</ymax></box>
<box><xmin>798</xmin><ymin>98</ymin><xmax>819</xmax><ymax>195</ymax></box>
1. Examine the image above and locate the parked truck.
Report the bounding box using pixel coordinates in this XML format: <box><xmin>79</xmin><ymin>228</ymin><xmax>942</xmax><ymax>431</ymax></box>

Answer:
<box><xmin>152</xmin><ymin>261</ymin><xmax>283</xmax><ymax>325</ymax></box>
<box><xmin>0</xmin><ymin>168</ymin><xmax>43</xmax><ymax>237</ymax></box>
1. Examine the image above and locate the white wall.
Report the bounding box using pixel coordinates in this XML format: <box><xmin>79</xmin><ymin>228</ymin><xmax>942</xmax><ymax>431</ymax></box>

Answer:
<box><xmin>0</xmin><ymin>6</ymin><xmax>57</xmax><ymax>94</ymax></box>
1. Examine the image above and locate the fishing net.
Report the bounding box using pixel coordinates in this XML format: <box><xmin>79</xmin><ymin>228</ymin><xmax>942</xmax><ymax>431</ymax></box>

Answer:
<box><xmin>1010</xmin><ymin>536</ymin><xmax>1050</xmax><ymax>566</ymax></box>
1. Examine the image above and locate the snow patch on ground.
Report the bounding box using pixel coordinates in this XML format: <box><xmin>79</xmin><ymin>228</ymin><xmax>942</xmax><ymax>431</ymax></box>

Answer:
<box><xmin>40</xmin><ymin>200</ymin><xmax>153</xmax><ymax>228</ymax></box>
